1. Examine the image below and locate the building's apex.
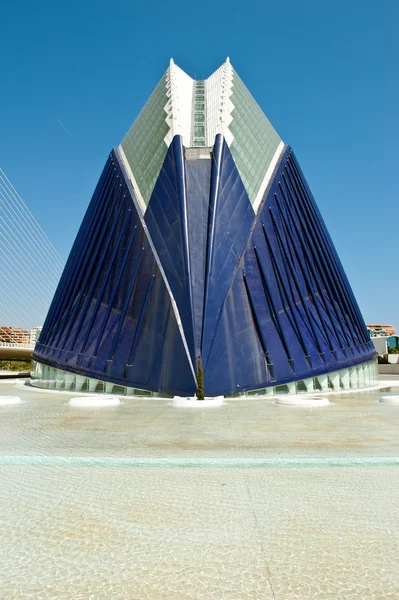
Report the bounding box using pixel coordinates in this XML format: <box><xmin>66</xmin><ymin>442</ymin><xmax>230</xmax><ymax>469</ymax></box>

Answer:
<box><xmin>121</xmin><ymin>59</ymin><xmax>283</xmax><ymax>208</ymax></box>
<box><xmin>167</xmin><ymin>59</ymin><xmax>232</xmax><ymax>80</ymax></box>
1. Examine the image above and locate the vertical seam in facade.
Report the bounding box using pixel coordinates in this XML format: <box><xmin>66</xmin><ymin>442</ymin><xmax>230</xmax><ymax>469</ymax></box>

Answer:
<box><xmin>115</xmin><ymin>146</ymin><xmax>197</xmax><ymax>386</ymax></box>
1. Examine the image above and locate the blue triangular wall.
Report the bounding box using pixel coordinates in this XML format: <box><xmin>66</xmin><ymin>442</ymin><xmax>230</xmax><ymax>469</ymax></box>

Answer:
<box><xmin>201</xmin><ymin>135</ymin><xmax>256</xmax><ymax>366</ymax></box>
<box><xmin>35</xmin><ymin>139</ymin><xmax>375</xmax><ymax>397</ymax></box>
<box><xmin>145</xmin><ymin>136</ymin><xmax>196</xmax><ymax>364</ymax></box>
<box><xmin>202</xmin><ymin>146</ymin><xmax>375</xmax><ymax>395</ymax></box>
<box><xmin>35</xmin><ymin>150</ymin><xmax>196</xmax><ymax>396</ymax></box>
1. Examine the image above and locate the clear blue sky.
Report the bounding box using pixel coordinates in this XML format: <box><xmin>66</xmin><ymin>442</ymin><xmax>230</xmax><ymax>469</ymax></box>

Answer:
<box><xmin>0</xmin><ymin>0</ymin><xmax>397</xmax><ymax>327</ymax></box>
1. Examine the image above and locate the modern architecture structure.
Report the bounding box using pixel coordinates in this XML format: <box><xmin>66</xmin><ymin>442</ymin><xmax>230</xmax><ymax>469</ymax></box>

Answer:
<box><xmin>0</xmin><ymin>326</ymin><xmax>29</xmax><ymax>344</ymax></box>
<box><xmin>371</xmin><ymin>336</ymin><xmax>389</xmax><ymax>358</ymax></box>
<box><xmin>371</xmin><ymin>334</ymin><xmax>399</xmax><ymax>358</ymax></box>
<box><xmin>387</xmin><ymin>335</ymin><xmax>399</xmax><ymax>351</ymax></box>
<box><xmin>367</xmin><ymin>323</ymin><xmax>396</xmax><ymax>338</ymax></box>
<box><xmin>29</xmin><ymin>326</ymin><xmax>42</xmax><ymax>346</ymax></box>
<box><xmin>32</xmin><ymin>59</ymin><xmax>377</xmax><ymax>396</ymax></box>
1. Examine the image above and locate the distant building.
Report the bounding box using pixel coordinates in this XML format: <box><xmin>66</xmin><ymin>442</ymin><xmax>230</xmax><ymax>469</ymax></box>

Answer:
<box><xmin>387</xmin><ymin>335</ymin><xmax>399</xmax><ymax>351</ymax></box>
<box><xmin>32</xmin><ymin>59</ymin><xmax>377</xmax><ymax>397</ymax></box>
<box><xmin>371</xmin><ymin>336</ymin><xmax>388</xmax><ymax>357</ymax></box>
<box><xmin>367</xmin><ymin>324</ymin><xmax>396</xmax><ymax>338</ymax></box>
<box><xmin>29</xmin><ymin>327</ymin><xmax>42</xmax><ymax>345</ymax></box>
<box><xmin>371</xmin><ymin>334</ymin><xmax>399</xmax><ymax>357</ymax></box>
<box><xmin>0</xmin><ymin>326</ymin><xmax>29</xmax><ymax>344</ymax></box>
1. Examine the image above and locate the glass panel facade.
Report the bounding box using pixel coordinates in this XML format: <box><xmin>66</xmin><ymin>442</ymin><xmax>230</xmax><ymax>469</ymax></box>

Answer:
<box><xmin>225</xmin><ymin>359</ymin><xmax>379</xmax><ymax>397</ymax></box>
<box><xmin>192</xmin><ymin>81</ymin><xmax>206</xmax><ymax>147</ymax></box>
<box><xmin>121</xmin><ymin>72</ymin><xmax>170</xmax><ymax>208</ymax></box>
<box><xmin>31</xmin><ymin>360</ymin><xmax>172</xmax><ymax>398</ymax></box>
<box><xmin>31</xmin><ymin>359</ymin><xmax>378</xmax><ymax>399</ymax></box>
<box><xmin>119</xmin><ymin>65</ymin><xmax>282</xmax><ymax>208</ymax></box>
<box><xmin>229</xmin><ymin>69</ymin><xmax>282</xmax><ymax>205</ymax></box>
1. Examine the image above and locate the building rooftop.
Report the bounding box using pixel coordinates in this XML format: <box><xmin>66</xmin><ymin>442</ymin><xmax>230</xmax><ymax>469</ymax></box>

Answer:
<box><xmin>119</xmin><ymin>59</ymin><xmax>284</xmax><ymax>211</ymax></box>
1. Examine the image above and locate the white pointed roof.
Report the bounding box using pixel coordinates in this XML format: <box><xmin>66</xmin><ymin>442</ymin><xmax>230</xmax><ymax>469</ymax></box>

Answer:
<box><xmin>119</xmin><ymin>60</ymin><xmax>284</xmax><ymax>212</ymax></box>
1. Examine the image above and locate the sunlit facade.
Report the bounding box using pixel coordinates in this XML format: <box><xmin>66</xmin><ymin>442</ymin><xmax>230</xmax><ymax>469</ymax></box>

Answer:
<box><xmin>33</xmin><ymin>59</ymin><xmax>377</xmax><ymax>397</ymax></box>
<box><xmin>31</xmin><ymin>358</ymin><xmax>379</xmax><ymax>397</ymax></box>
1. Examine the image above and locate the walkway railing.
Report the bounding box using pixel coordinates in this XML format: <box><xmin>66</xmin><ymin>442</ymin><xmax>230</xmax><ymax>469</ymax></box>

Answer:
<box><xmin>0</xmin><ymin>342</ymin><xmax>35</xmax><ymax>350</ymax></box>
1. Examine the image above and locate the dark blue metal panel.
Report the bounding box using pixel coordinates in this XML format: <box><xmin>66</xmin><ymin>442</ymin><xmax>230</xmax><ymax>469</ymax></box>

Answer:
<box><xmin>40</xmin><ymin>157</ymin><xmax>116</xmax><ymax>347</ymax></box>
<box><xmin>185</xmin><ymin>157</ymin><xmax>211</xmax><ymax>356</ymax></box>
<box><xmin>35</xmin><ymin>138</ymin><xmax>374</xmax><ymax>398</ymax></box>
<box><xmin>201</xmin><ymin>134</ymin><xmax>256</xmax><ymax>367</ymax></box>
<box><xmin>144</xmin><ymin>136</ymin><xmax>196</xmax><ymax>364</ymax></box>
<box><xmin>34</xmin><ymin>150</ymin><xmax>196</xmax><ymax>396</ymax></box>
<box><xmin>204</xmin><ymin>272</ymin><xmax>268</xmax><ymax>395</ymax></box>
<box><xmin>203</xmin><ymin>145</ymin><xmax>375</xmax><ymax>395</ymax></box>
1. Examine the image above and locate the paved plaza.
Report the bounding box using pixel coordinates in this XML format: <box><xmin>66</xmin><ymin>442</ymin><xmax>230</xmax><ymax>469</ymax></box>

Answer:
<box><xmin>0</xmin><ymin>378</ymin><xmax>398</xmax><ymax>599</ymax></box>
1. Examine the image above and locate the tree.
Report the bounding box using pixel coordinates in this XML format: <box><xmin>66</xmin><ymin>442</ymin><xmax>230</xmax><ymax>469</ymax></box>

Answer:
<box><xmin>197</xmin><ymin>356</ymin><xmax>205</xmax><ymax>400</ymax></box>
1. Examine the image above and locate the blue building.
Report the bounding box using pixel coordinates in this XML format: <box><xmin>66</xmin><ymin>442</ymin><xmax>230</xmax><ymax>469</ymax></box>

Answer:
<box><xmin>32</xmin><ymin>59</ymin><xmax>377</xmax><ymax>396</ymax></box>
<box><xmin>387</xmin><ymin>336</ymin><xmax>399</xmax><ymax>351</ymax></box>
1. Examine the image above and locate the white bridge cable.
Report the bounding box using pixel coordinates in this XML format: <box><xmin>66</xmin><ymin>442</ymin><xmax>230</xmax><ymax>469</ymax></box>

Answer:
<box><xmin>0</xmin><ymin>169</ymin><xmax>64</xmax><ymax>330</ymax></box>
<box><xmin>0</xmin><ymin>266</ymin><xmax>48</xmax><ymax>325</ymax></box>
<box><xmin>0</xmin><ymin>224</ymin><xmax>61</xmax><ymax>307</ymax></box>
<box><xmin>0</xmin><ymin>248</ymin><xmax>59</xmax><ymax>328</ymax></box>
<box><xmin>0</xmin><ymin>260</ymin><xmax>59</xmax><ymax>329</ymax></box>
<box><xmin>0</xmin><ymin>174</ymin><xmax>64</xmax><ymax>273</ymax></box>
<box><xmin>0</xmin><ymin>285</ymin><xmax>42</xmax><ymax>330</ymax></box>
<box><xmin>0</xmin><ymin>260</ymin><xmax>59</xmax><ymax>328</ymax></box>
<box><xmin>0</xmin><ymin>289</ymin><xmax>41</xmax><ymax>331</ymax></box>
<box><xmin>0</xmin><ymin>303</ymin><xmax>32</xmax><ymax>331</ymax></box>
<box><xmin>0</xmin><ymin>187</ymin><xmax>64</xmax><ymax>285</ymax></box>
<box><xmin>0</xmin><ymin>180</ymin><xmax>61</xmax><ymax>284</ymax></box>
<box><xmin>0</xmin><ymin>180</ymin><xmax>62</xmax><ymax>282</ymax></box>
<box><xmin>0</xmin><ymin>220</ymin><xmax>61</xmax><ymax>304</ymax></box>
<box><xmin>0</xmin><ymin>183</ymin><xmax>63</xmax><ymax>283</ymax></box>
<box><xmin>0</xmin><ymin>170</ymin><xmax>64</xmax><ymax>271</ymax></box>
<box><xmin>0</xmin><ymin>181</ymin><xmax>64</xmax><ymax>281</ymax></box>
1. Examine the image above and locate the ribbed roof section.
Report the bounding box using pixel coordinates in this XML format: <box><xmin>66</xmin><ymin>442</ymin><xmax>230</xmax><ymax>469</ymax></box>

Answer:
<box><xmin>120</xmin><ymin>61</ymin><xmax>194</xmax><ymax>211</ymax></box>
<box><xmin>119</xmin><ymin>59</ymin><xmax>284</xmax><ymax>212</ymax></box>
<box><xmin>229</xmin><ymin>68</ymin><xmax>283</xmax><ymax>208</ymax></box>
<box><xmin>120</xmin><ymin>71</ymin><xmax>170</xmax><ymax>210</ymax></box>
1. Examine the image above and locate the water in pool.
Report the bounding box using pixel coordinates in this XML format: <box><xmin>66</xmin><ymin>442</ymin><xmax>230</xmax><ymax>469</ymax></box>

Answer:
<box><xmin>0</xmin><ymin>377</ymin><xmax>398</xmax><ymax>599</ymax></box>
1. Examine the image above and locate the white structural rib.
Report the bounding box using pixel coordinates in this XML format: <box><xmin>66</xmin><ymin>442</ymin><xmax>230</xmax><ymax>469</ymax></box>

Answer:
<box><xmin>164</xmin><ymin>59</ymin><xmax>194</xmax><ymax>148</ymax></box>
<box><xmin>118</xmin><ymin>146</ymin><xmax>147</xmax><ymax>215</ymax></box>
<box><xmin>252</xmin><ymin>141</ymin><xmax>286</xmax><ymax>213</ymax></box>
<box><xmin>119</xmin><ymin>58</ymin><xmax>284</xmax><ymax>218</ymax></box>
<box><xmin>205</xmin><ymin>58</ymin><xmax>234</xmax><ymax>147</ymax></box>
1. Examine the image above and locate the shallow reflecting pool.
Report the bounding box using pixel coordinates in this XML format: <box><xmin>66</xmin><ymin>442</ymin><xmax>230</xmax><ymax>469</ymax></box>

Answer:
<box><xmin>0</xmin><ymin>378</ymin><xmax>398</xmax><ymax>599</ymax></box>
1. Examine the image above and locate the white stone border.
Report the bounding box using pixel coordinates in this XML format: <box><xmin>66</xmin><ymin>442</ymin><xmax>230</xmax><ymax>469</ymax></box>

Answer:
<box><xmin>68</xmin><ymin>396</ymin><xmax>121</xmax><ymax>408</ymax></box>
<box><xmin>276</xmin><ymin>396</ymin><xmax>330</xmax><ymax>407</ymax></box>
<box><xmin>9</xmin><ymin>377</ymin><xmax>399</xmax><ymax>403</ymax></box>
<box><xmin>0</xmin><ymin>396</ymin><xmax>22</xmax><ymax>405</ymax></box>
<box><xmin>172</xmin><ymin>396</ymin><xmax>224</xmax><ymax>408</ymax></box>
<box><xmin>378</xmin><ymin>395</ymin><xmax>399</xmax><ymax>405</ymax></box>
